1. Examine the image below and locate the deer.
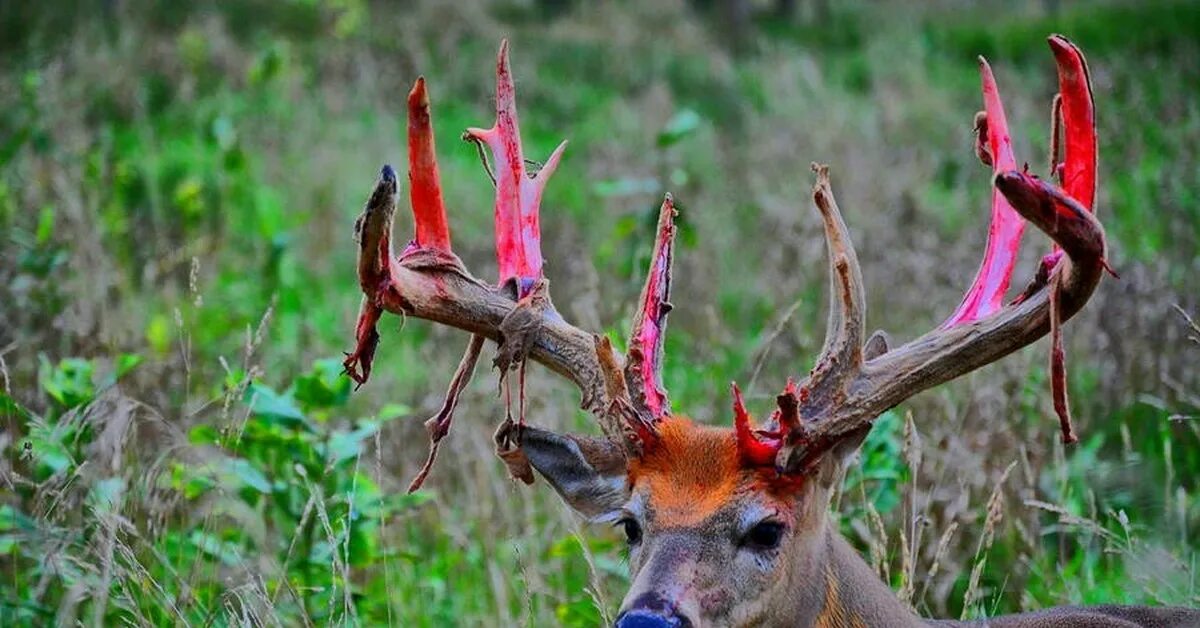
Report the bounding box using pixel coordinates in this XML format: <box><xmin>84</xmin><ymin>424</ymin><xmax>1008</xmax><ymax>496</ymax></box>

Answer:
<box><xmin>341</xmin><ymin>37</ymin><xmax>1200</xmax><ymax>627</ymax></box>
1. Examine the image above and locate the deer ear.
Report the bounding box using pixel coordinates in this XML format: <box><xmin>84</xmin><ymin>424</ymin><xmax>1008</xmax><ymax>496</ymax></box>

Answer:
<box><xmin>812</xmin><ymin>425</ymin><xmax>872</xmax><ymax>490</ymax></box>
<box><xmin>519</xmin><ymin>427</ymin><xmax>630</xmax><ymax>521</ymax></box>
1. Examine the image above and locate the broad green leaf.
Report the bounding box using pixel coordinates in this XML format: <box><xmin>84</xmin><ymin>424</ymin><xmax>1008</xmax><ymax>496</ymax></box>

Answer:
<box><xmin>38</xmin><ymin>356</ymin><xmax>95</xmax><ymax>410</ymax></box>
<box><xmin>327</xmin><ymin>422</ymin><xmax>379</xmax><ymax>465</ymax></box>
<box><xmin>225</xmin><ymin>458</ymin><xmax>272</xmax><ymax>494</ymax></box>
<box><xmin>243</xmin><ymin>382</ymin><xmax>311</xmax><ymax>430</ymax></box>
<box><xmin>293</xmin><ymin>358</ymin><xmax>351</xmax><ymax>411</ymax></box>
<box><xmin>0</xmin><ymin>391</ymin><xmax>33</xmax><ymax>420</ymax></box>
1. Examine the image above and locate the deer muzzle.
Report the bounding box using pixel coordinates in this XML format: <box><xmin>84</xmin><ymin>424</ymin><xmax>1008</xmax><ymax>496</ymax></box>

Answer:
<box><xmin>615</xmin><ymin>592</ymin><xmax>693</xmax><ymax>628</ymax></box>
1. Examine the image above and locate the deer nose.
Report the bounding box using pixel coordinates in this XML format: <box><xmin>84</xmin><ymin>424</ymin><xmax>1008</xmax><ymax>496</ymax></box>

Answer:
<box><xmin>615</xmin><ymin>593</ymin><xmax>692</xmax><ymax>628</ymax></box>
<box><xmin>614</xmin><ymin>609</ymin><xmax>691</xmax><ymax>628</ymax></box>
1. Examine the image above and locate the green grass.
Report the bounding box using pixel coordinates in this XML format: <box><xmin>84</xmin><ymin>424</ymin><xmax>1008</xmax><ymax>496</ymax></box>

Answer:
<box><xmin>1</xmin><ymin>0</ymin><xmax>1199</xmax><ymax>625</ymax></box>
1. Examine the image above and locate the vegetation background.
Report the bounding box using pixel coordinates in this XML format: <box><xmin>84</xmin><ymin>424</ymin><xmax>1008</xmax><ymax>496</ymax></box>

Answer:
<box><xmin>1</xmin><ymin>0</ymin><xmax>1198</xmax><ymax>625</ymax></box>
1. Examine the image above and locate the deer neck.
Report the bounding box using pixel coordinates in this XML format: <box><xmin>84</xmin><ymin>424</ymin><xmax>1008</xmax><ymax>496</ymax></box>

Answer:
<box><xmin>792</xmin><ymin>524</ymin><xmax>929</xmax><ymax>628</ymax></box>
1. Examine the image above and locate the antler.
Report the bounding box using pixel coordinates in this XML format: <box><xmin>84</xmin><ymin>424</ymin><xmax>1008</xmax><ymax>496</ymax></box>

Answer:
<box><xmin>736</xmin><ymin>35</ymin><xmax>1107</xmax><ymax>473</ymax></box>
<box><xmin>344</xmin><ymin>41</ymin><xmax>677</xmax><ymax>487</ymax></box>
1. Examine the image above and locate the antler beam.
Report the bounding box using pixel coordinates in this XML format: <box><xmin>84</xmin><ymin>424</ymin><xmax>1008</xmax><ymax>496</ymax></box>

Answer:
<box><xmin>347</xmin><ymin>165</ymin><xmax>608</xmax><ymax>409</ymax></box>
<box><xmin>777</xmin><ymin>35</ymin><xmax>1107</xmax><ymax>472</ymax></box>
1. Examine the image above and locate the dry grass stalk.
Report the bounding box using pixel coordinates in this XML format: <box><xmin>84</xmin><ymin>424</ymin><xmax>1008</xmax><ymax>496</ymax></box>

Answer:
<box><xmin>961</xmin><ymin>460</ymin><xmax>1017</xmax><ymax>620</ymax></box>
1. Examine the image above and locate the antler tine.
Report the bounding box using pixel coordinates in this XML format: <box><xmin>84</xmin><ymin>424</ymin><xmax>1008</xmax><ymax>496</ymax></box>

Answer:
<box><xmin>941</xmin><ymin>58</ymin><xmax>1025</xmax><ymax>327</ymax></box>
<box><xmin>1049</xmin><ymin>35</ymin><xmax>1096</xmax><ymax>211</ymax></box>
<box><xmin>343</xmin><ymin>165</ymin><xmax>398</xmax><ymax>387</ymax></box>
<box><xmin>625</xmin><ymin>195</ymin><xmax>678</xmax><ymax>422</ymax></box>
<box><xmin>406</xmin><ymin>77</ymin><xmax>452</xmax><ymax>253</ymax></box>
<box><xmin>465</xmin><ymin>39</ymin><xmax>568</xmax><ymax>296</ymax></box>
<box><xmin>802</xmin><ymin>164</ymin><xmax>866</xmax><ymax>409</ymax></box>
<box><xmin>779</xmin><ymin>36</ymin><xmax>1108</xmax><ymax>472</ymax></box>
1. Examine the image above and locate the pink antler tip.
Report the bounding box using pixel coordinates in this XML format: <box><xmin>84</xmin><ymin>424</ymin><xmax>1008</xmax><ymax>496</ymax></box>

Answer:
<box><xmin>942</xmin><ymin>55</ymin><xmax>1026</xmax><ymax>328</ymax></box>
<box><xmin>1047</xmin><ymin>35</ymin><xmax>1097</xmax><ymax>212</ymax></box>
<box><xmin>407</xmin><ymin>76</ymin><xmax>452</xmax><ymax>252</ymax></box>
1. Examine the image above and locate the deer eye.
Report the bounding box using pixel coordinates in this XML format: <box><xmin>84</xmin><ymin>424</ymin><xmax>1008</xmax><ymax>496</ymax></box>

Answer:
<box><xmin>742</xmin><ymin>521</ymin><xmax>785</xmax><ymax>551</ymax></box>
<box><xmin>618</xmin><ymin>517</ymin><xmax>642</xmax><ymax>546</ymax></box>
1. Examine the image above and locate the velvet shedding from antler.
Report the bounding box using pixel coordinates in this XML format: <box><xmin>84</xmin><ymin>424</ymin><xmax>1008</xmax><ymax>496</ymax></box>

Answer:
<box><xmin>735</xmin><ymin>35</ymin><xmax>1106</xmax><ymax>472</ymax></box>
<box><xmin>346</xmin><ymin>35</ymin><xmax>1107</xmax><ymax>491</ymax></box>
<box><xmin>345</xmin><ymin>40</ymin><xmax>678</xmax><ymax>489</ymax></box>
<box><xmin>465</xmin><ymin>40</ymin><xmax>567</xmax><ymax>298</ymax></box>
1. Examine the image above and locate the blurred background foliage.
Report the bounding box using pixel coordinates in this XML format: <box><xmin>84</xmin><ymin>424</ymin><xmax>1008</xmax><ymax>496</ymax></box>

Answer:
<box><xmin>0</xmin><ymin>0</ymin><xmax>1198</xmax><ymax>625</ymax></box>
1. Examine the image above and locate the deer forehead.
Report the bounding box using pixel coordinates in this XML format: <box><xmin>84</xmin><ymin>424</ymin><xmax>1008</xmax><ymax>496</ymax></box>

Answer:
<box><xmin>628</xmin><ymin>418</ymin><xmax>798</xmax><ymax>528</ymax></box>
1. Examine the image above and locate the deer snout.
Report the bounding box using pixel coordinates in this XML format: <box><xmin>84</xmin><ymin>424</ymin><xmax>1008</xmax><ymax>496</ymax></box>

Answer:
<box><xmin>615</xmin><ymin>593</ymin><xmax>693</xmax><ymax>628</ymax></box>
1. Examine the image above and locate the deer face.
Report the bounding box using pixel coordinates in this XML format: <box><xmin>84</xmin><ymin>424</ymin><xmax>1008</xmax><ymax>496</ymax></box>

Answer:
<box><xmin>522</xmin><ymin>417</ymin><xmax>866</xmax><ymax>627</ymax></box>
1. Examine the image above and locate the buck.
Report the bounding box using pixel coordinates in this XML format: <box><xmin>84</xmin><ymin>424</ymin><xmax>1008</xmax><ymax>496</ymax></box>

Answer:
<box><xmin>342</xmin><ymin>38</ymin><xmax>1200</xmax><ymax>627</ymax></box>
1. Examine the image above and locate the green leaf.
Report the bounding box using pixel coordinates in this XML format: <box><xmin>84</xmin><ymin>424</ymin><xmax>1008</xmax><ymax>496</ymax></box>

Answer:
<box><xmin>170</xmin><ymin>463</ymin><xmax>217</xmax><ymax>499</ymax></box>
<box><xmin>292</xmin><ymin>358</ymin><xmax>351</xmax><ymax>411</ymax></box>
<box><xmin>0</xmin><ymin>391</ymin><xmax>33</xmax><ymax>420</ymax></box>
<box><xmin>100</xmin><ymin>353</ymin><xmax>144</xmax><ymax>388</ymax></box>
<box><xmin>375</xmin><ymin>403</ymin><xmax>412</xmax><ymax>422</ymax></box>
<box><xmin>188</xmin><ymin>424</ymin><xmax>221</xmax><ymax>445</ymax></box>
<box><xmin>347</xmin><ymin>522</ymin><xmax>375</xmax><ymax>568</ymax></box>
<box><xmin>114</xmin><ymin>353</ymin><xmax>143</xmax><ymax>379</ymax></box>
<box><xmin>0</xmin><ymin>505</ymin><xmax>21</xmax><ymax>531</ymax></box>
<box><xmin>327</xmin><ymin>422</ymin><xmax>379</xmax><ymax>465</ymax></box>
<box><xmin>35</xmin><ymin>204</ymin><xmax>54</xmax><ymax>245</ymax></box>
<box><xmin>243</xmin><ymin>382</ymin><xmax>311</xmax><ymax>430</ymax></box>
<box><xmin>186</xmin><ymin>476</ymin><xmax>216</xmax><ymax>499</ymax></box>
<box><xmin>39</xmin><ymin>356</ymin><xmax>96</xmax><ymax>410</ymax></box>
<box><xmin>146</xmin><ymin>314</ymin><xmax>171</xmax><ymax>355</ymax></box>
<box><xmin>189</xmin><ymin>531</ymin><xmax>242</xmax><ymax>566</ymax></box>
<box><xmin>225</xmin><ymin>458</ymin><xmax>272</xmax><ymax>494</ymax></box>
<box><xmin>656</xmin><ymin>109</ymin><xmax>702</xmax><ymax>147</ymax></box>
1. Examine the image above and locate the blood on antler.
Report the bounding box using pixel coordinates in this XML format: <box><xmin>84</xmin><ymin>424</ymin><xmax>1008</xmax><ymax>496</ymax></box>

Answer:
<box><xmin>734</xmin><ymin>35</ymin><xmax>1106</xmax><ymax>473</ymax></box>
<box><xmin>465</xmin><ymin>40</ymin><xmax>568</xmax><ymax>298</ymax></box>
<box><xmin>347</xmin><ymin>36</ymin><xmax>1108</xmax><ymax>489</ymax></box>
<box><xmin>345</xmin><ymin>41</ymin><xmax>677</xmax><ymax>489</ymax></box>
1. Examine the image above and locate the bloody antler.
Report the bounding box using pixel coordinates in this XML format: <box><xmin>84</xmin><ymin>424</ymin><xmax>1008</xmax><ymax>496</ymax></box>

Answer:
<box><xmin>348</xmin><ymin>36</ymin><xmax>1105</xmax><ymax>489</ymax></box>
<box><xmin>465</xmin><ymin>40</ymin><xmax>567</xmax><ymax>296</ymax></box>
<box><xmin>732</xmin><ymin>35</ymin><xmax>1107</xmax><ymax>472</ymax></box>
<box><xmin>941</xmin><ymin>58</ymin><xmax>1024</xmax><ymax>327</ymax></box>
<box><xmin>1049</xmin><ymin>35</ymin><xmax>1097</xmax><ymax>210</ymax></box>
<box><xmin>406</xmin><ymin>78</ymin><xmax>453</xmax><ymax>253</ymax></box>
<box><xmin>626</xmin><ymin>196</ymin><xmax>678</xmax><ymax>422</ymax></box>
<box><xmin>346</xmin><ymin>41</ymin><xmax>677</xmax><ymax>488</ymax></box>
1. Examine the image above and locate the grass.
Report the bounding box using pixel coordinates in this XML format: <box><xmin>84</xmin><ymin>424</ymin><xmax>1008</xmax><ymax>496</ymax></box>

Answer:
<box><xmin>1</xmin><ymin>0</ymin><xmax>1199</xmax><ymax>625</ymax></box>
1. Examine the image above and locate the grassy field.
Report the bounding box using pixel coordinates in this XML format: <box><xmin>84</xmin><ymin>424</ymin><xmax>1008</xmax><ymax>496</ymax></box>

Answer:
<box><xmin>2</xmin><ymin>0</ymin><xmax>1199</xmax><ymax>625</ymax></box>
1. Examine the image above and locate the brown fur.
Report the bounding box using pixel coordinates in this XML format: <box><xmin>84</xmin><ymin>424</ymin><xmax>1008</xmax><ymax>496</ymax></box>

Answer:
<box><xmin>610</xmin><ymin>419</ymin><xmax>1200</xmax><ymax>627</ymax></box>
<box><xmin>628</xmin><ymin>418</ymin><xmax>806</xmax><ymax>528</ymax></box>
<box><xmin>628</xmin><ymin>419</ymin><xmax>744</xmax><ymax>527</ymax></box>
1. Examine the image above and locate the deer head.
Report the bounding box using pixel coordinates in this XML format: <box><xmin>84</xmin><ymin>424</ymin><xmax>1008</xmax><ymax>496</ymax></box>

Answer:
<box><xmin>344</xmin><ymin>37</ymin><xmax>1116</xmax><ymax>627</ymax></box>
